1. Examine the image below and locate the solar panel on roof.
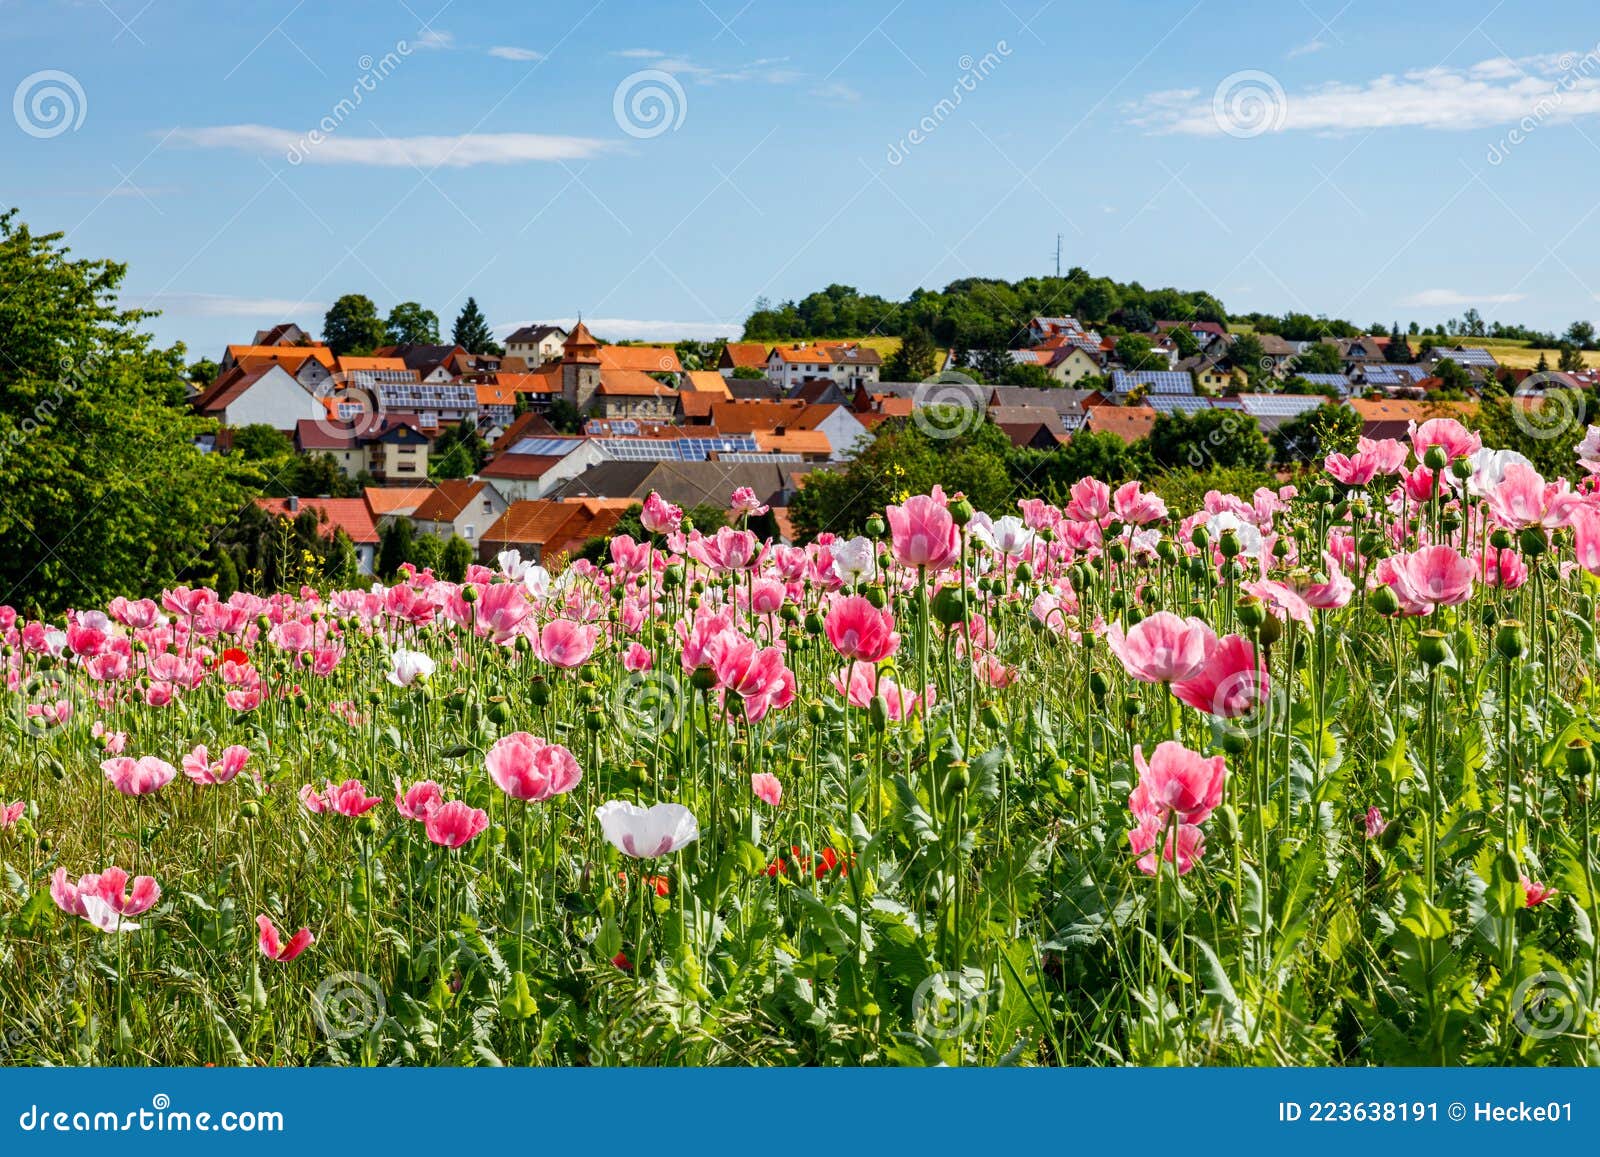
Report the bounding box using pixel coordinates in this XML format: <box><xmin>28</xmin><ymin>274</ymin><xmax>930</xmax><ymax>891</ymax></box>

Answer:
<box><xmin>1111</xmin><ymin>370</ymin><xmax>1195</xmax><ymax>395</ymax></box>
<box><xmin>1438</xmin><ymin>347</ymin><xmax>1497</xmax><ymax>367</ymax></box>
<box><xmin>1238</xmin><ymin>395</ymin><xmax>1323</xmax><ymax>417</ymax></box>
<box><xmin>1295</xmin><ymin>373</ymin><xmax>1351</xmax><ymax>390</ymax></box>
<box><xmin>509</xmin><ymin>437</ymin><xmax>580</xmax><ymax>457</ymax></box>
<box><xmin>1147</xmin><ymin>395</ymin><xmax>1211</xmax><ymax>412</ymax></box>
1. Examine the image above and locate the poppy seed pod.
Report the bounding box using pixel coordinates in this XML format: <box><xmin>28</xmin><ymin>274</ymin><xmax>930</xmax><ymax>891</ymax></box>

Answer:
<box><xmin>1368</xmin><ymin>585</ymin><xmax>1401</xmax><ymax>616</ymax></box>
<box><xmin>1518</xmin><ymin>527</ymin><xmax>1547</xmax><ymax>557</ymax></box>
<box><xmin>864</xmin><ymin>514</ymin><xmax>886</xmax><ymax>538</ymax></box>
<box><xmin>1423</xmin><ymin>445</ymin><xmax>1449</xmax><ymax>472</ymax></box>
<box><xmin>461</xmin><ymin>584</ymin><xmax>478</xmax><ymax>604</ymax></box>
<box><xmin>948</xmin><ymin>494</ymin><xmax>974</xmax><ymax>526</ymax></box>
<box><xmin>1489</xmin><ymin>528</ymin><xmax>1513</xmax><ymax>551</ymax></box>
<box><xmin>1218</xmin><ymin>529</ymin><xmax>1242</xmax><ymax>559</ymax></box>
<box><xmin>1451</xmin><ymin>456</ymin><xmax>1473</xmax><ymax>480</ymax></box>
<box><xmin>1417</xmin><ymin>630</ymin><xmax>1451</xmax><ymax>667</ymax></box>
<box><xmin>1494</xmin><ymin>620</ymin><xmax>1526</xmax><ymax>661</ymax></box>
<box><xmin>864</xmin><ymin>585</ymin><xmax>887</xmax><ymax>609</ymax></box>
<box><xmin>1235</xmin><ymin>595</ymin><xmax>1266</xmax><ymax>628</ymax></box>
<box><xmin>1016</xmin><ymin>561</ymin><xmax>1034</xmax><ymax>583</ymax></box>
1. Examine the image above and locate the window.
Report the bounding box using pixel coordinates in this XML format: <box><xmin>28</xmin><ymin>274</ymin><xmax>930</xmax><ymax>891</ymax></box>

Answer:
<box><xmin>464</xmin><ymin>524</ymin><xmax>475</xmax><ymax>541</ymax></box>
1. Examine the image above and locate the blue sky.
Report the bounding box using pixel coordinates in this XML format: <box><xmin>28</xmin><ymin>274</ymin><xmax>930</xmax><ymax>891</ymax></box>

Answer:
<box><xmin>6</xmin><ymin>0</ymin><xmax>1600</xmax><ymax>357</ymax></box>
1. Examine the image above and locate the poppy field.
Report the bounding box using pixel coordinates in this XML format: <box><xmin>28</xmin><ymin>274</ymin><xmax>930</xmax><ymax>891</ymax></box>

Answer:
<box><xmin>6</xmin><ymin>418</ymin><xmax>1600</xmax><ymax>1066</ymax></box>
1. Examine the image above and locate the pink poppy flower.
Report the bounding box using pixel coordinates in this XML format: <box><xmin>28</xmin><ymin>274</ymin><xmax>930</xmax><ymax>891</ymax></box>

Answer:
<box><xmin>730</xmin><ymin>486</ymin><xmax>770</xmax><ymax>516</ymax></box>
<box><xmin>535</xmin><ymin>620</ymin><xmax>599</xmax><ymax>668</ymax></box>
<box><xmin>425</xmin><ymin>800</ymin><xmax>490</xmax><ymax>848</ymax></box>
<box><xmin>1522</xmin><ymin>876</ymin><xmax>1557</xmax><ymax>907</ymax></box>
<box><xmin>1171</xmin><ymin>634</ymin><xmax>1269</xmax><ymax>719</ymax></box>
<box><xmin>1104</xmin><ymin>612</ymin><xmax>1213</xmax><ymax>684</ymax></box>
<box><xmin>1364</xmin><ymin>807</ymin><xmax>1389</xmax><ymax>840</ymax></box>
<box><xmin>485</xmin><ymin>732</ymin><xmax>582</xmax><ymax>802</ymax></box>
<box><xmin>1409</xmin><ymin>417</ymin><xmax>1481</xmax><ymax>463</ymax></box>
<box><xmin>52</xmin><ymin>866</ymin><xmax>160</xmax><ymax>919</ymax></box>
<box><xmin>473</xmin><ymin>581</ymin><xmax>529</xmax><ymax>644</ymax></box>
<box><xmin>686</xmin><ymin>526</ymin><xmax>761</xmax><ymax>573</ymax></box>
<box><xmin>1128</xmin><ymin>741</ymin><xmax>1226</xmax><ymax>826</ymax></box>
<box><xmin>886</xmin><ymin>491</ymin><xmax>960</xmax><ymax>572</ymax></box>
<box><xmin>393</xmin><ymin>779</ymin><xmax>444</xmax><ymax>821</ymax></box>
<box><xmin>101</xmin><ymin>756</ymin><xmax>177</xmax><ymax>796</ymax></box>
<box><xmin>1112</xmin><ymin>480</ymin><xmax>1166</xmax><ymax>525</ymax></box>
<box><xmin>1290</xmin><ymin>555</ymin><xmax>1355</xmax><ymax>611</ymax></box>
<box><xmin>304</xmin><ymin>779</ymin><xmax>381</xmax><ymax>817</ymax></box>
<box><xmin>830</xmin><ymin>661</ymin><xmax>935</xmax><ymax>721</ymax></box>
<box><xmin>709</xmin><ymin>632</ymin><xmax>791</xmax><ymax>720</ymax></box>
<box><xmin>622</xmin><ymin>642</ymin><xmax>654</xmax><ymax>671</ymax></box>
<box><xmin>181</xmin><ymin>744</ymin><xmax>251</xmax><ymax>786</ymax></box>
<box><xmin>1128</xmin><ymin>818</ymin><xmax>1206</xmax><ymax>876</ymax></box>
<box><xmin>1065</xmin><ymin>477</ymin><xmax>1112</xmax><ymax>522</ymax></box>
<box><xmin>639</xmin><ymin>491</ymin><xmax>683</xmax><ymax>536</ymax></box>
<box><xmin>1389</xmin><ymin>545</ymin><xmax>1475</xmax><ymax>610</ymax></box>
<box><xmin>823</xmin><ymin>594</ymin><xmax>900</xmax><ymax>663</ymax></box>
<box><xmin>0</xmin><ymin>800</ymin><xmax>25</xmax><ymax>828</ymax></box>
<box><xmin>751</xmin><ymin>773</ymin><xmax>782</xmax><ymax>807</ymax></box>
<box><xmin>256</xmin><ymin>914</ymin><xmax>315</xmax><ymax>962</ymax></box>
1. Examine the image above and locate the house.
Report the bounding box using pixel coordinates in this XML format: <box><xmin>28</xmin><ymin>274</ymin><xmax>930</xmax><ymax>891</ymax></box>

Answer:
<box><xmin>193</xmin><ymin>364</ymin><xmax>327</xmax><ymax>430</ymax></box>
<box><xmin>989</xmin><ymin>405</ymin><xmax>1066</xmax><ymax>449</ymax></box>
<box><xmin>1253</xmin><ymin>334</ymin><xmax>1307</xmax><ymax>375</ymax></box>
<box><xmin>477</xmin><ymin>498</ymin><xmax>634</xmax><ymax>565</ymax></box>
<box><xmin>365</xmin><ymin>484</ymin><xmax>436</xmax><ymax>528</ymax></box>
<box><xmin>1175</xmin><ymin>356</ymin><xmax>1236</xmax><ymax>395</ymax></box>
<box><xmin>1109</xmin><ymin>369</ymin><xmax>1196</xmax><ymax>398</ymax></box>
<box><xmin>293</xmin><ymin>413</ymin><xmax>432</xmax><ymax>482</ymax></box>
<box><xmin>1234</xmin><ymin>394</ymin><xmax>1326</xmax><ymax>435</ymax></box>
<box><xmin>479</xmin><ymin>435</ymin><xmax>606</xmax><ymax>502</ymax></box>
<box><xmin>764</xmin><ymin>342</ymin><xmax>882</xmax><ymax>391</ymax></box>
<box><xmin>255</xmin><ymin>496</ymin><xmax>380</xmax><ymax>575</ymax></box>
<box><xmin>718</xmin><ymin>342</ymin><xmax>770</xmax><ymax>376</ymax></box>
<box><xmin>753</xmin><ymin>429</ymin><xmax>834</xmax><ymax>460</ymax></box>
<box><xmin>788</xmin><ymin>379</ymin><xmax>852</xmax><ymax>405</ymax></box>
<box><xmin>1079</xmin><ymin>404</ymin><xmax>1158</xmax><ymax>444</ymax></box>
<box><xmin>548</xmin><ymin>458</ymin><xmax>807</xmax><ymax>510</ymax></box>
<box><xmin>1027</xmin><ymin>316</ymin><xmax>1104</xmax><ymax>347</ymax></box>
<box><xmin>252</xmin><ymin>323</ymin><xmax>312</xmax><ymax>347</ymax></box>
<box><xmin>1321</xmin><ymin>336</ymin><xmax>1389</xmax><ymax>375</ymax></box>
<box><xmin>1035</xmin><ymin>344</ymin><xmax>1104</xmax><ymax>384</ymax></box>
<box><xmin>1428</xmin><ymin>345</ymin><xmax>1499</xmax><ymax>373</ymax></box>
<box><xmin>503</xmin><ymin>324</ymin><xmax>568</xmax><ymax>368</ymax></box>
<box><xmin>707</xmin><ymin>400</ymin><xmax>869</xmax><ymax>461</ymax></box>
<box><xmin>592</xmin><ymin>370</ymin><xmax>679</xmax><ymax>422</ymax></box>
<box><xmin>372</xmin><ymin>343</ymin><xmax>471</xmax><ymax>384</ymax></box>
<box><xmin>410</xmin><ymin>478</ymin><xmax>509</xmax><ymax>549</ymax></box>
<box><xmin>986</xmin><ymin>387</ymin><xmax>1092</xmax><ymax>431</ymax></box>
<box><xmin>1155</xmin><ymin>320</ymin><xmax>1229</xmax><ymax>354</ymax></box>
<box><xmin>1346</xmin><ymin>397</ymin><xmax>1479</xmax><ymax>441</ymax></box>
<box><xmin>335</xmin><ymin>355</ymin><xmax>419</xmax><ymax>391</ymax></box>
<box><xmin>680</xmin><ymin>370</ymin><xmax>733</xmax><ymax>399</ymax></box>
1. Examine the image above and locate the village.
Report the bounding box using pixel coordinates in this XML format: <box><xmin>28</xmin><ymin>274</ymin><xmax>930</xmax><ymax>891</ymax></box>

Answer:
<box><xmin>193</xmin><ymin>312</ymin><xmax>1578</xmax><ymax>575</ymax></box>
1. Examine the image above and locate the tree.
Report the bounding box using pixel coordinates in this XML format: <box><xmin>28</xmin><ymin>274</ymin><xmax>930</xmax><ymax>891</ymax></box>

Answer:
<box><xmin>1115</xmin><ymin>333</ymin><xmax>1161</xmax><ymax>371</ymax></box>
<box><xmin>1007</xmin><ymin>430</ymin><xmax>1136</xmax><ymax>502</ymax></box>
<box><xmin>378</xmin><ymin>518</ymin><xmax>415</xmax><ymax>580</ymax></box>
<box><xmin>325</xmin><ymin>529</ymin><xmax>361</xmax><ymax>587</ymax></box>
<box><xmin>731</xmin><ymin>365</ymin><xmax>766</xmax><ymax>380</ymax></box>
<box><xmin>386</xmin><ymin>301</ymin><xmax>440</xmax><ymax>345</ymax></box>
<box><xmin>1565</xmin><ymin>320</ymin><xmax>1597</xmax><ymax>350</ymax></box>
<box><xmin>1289</xmin><ymin>341</ymin><xmax>1343</xmax><ymax>375</ymax></box>
<box><xmin>452</xmin><ymin>296</ymin><xmax>499</xmax><ymax>354</ymax></box>
<box><xmin>1535</xmin><ymin>351</ymin><xmax>1550</xmax><ymax>373</ymax></box>
<box><xmin>1432</xmin><ymin>357</ymin><xmax>1475</xmax><ymax>396</ymax></box>
<box><xmin>1146</xmin><ymin>408</ymin><xmax>1270</xmax><ymax>472</ymax></box>
<box><xmin>999</xmin><ymin>362</ymin><xmax>1056</xmax><ymax>389</ymax></box>
<box><xmin>0</xmin><ymin>211</ymin><xmax>252</xmax><ymax>612</ymax></box>
<box><xmin>1386</xmin><ymin>322</ymin><xmax>1412</xmax><ymax>363</ymax></box>
<box><xmin>1558</xmin><ymin>343</ymin><xmax>1586</xmax><ymax>373</ymax></box>
<box><xmin>322</xmin><ymin>294</ymin><xmax>387</xmax><ymax>356</ymax></box>
<box><xmin>547</xmin><ymin>398</ymin><xmax>584</xmax><ymax>433</ymax></box>
<box><xmin>885</xmin><ymin>327</ymin><xmax>939</xmax><ymax>381</ymax></box>
<box><xmin>1166</xmin><ymin>326</ymin><xmax>1200</xmax><ymax>359</ymax></box>
<box><xmin>231</xmin><ymin>423</ymin><xmax>295</xmax><ymax>460</ymax></box>
<box><xmin>1270</xmin><ymin>403</ymin><xmax>1361</xmax><ymax>464</ymax></box>
<box><xmin>407</xmin><ymin>531</ymin><xmax>443</xmax><ymax>575</ymax></box>
<box><xmin>1225</xmin><ymin>333</ymin><xmax>1267</xmax><ymax>381</ymax></box>
<box><xmin>432</xmin><ymin>422</ymin><xmax>488</xmax><ymax>478</ymax></box>
<box><xmin>187</xmin><ymin>356</ymin><xmax>219</xmax><ymax>386</ymax></box>
<box><xmin>789</xmin><ymin>416</ymin><xmax>1013</xmax><ymax>540</ymax></box>
<box><xmin>440</xmin><ymin>535</ymin><xmax>473</xmax><ymax>582</ymax></box>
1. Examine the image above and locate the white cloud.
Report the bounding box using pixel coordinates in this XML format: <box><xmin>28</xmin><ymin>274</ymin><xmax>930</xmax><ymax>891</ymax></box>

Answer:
<box><xmin>130</xmin><ymin>292</ymin><xmax>327</xmax><ymax>318</ymax></box>
<box><xmin>616</xmin><ymin>48</ymin><xmax>666</xmax><ymax>59</ymax></box>
<box><xmin>412</xmin><ymin>29</ymin><xmax>454</xmax><ymax>50</ymax></box>
<box><xmin>1399</xmin><ymin>289</ymin><xmax>1528</xmax><ymax>308</ymax></box>
<box><xmin>810</xmin><ymin>81</ymin><xmax>860</xmax><ymax>102</ymax></box>
<box><xmin>498</xmin><ymin>316</ymin><xmax>736</xmax><ymax>342</ymax></box>
<box><xmin>611</xmin><ymin>48</ymin><xmax>798</xmax><ymax>85</ymax></box>
<box><xmin>1126</xmin><ymin>51</ymin><xmax>1600</xmax><ymax>134</ymax></box>
<box><xmin>1287</xmin><ymin>38</ymin><xmax>1326</xmax><ymax>59</ymax></box>
<box><xmin>173</xmin><ymin>124</ymin><xmax>610</xmax><ymax>167</ymax></box>
<box><xmin>488</xmin><ymin>46</ymin><xmax>543</xmax><ymax>61</ymax></box>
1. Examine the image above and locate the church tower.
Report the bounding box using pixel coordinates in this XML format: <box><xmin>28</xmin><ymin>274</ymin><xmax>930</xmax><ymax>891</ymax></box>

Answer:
<box><xmin>561</xmin><ymin>320</ymin><xmax>602</xmax><ymax>413</ymax></box>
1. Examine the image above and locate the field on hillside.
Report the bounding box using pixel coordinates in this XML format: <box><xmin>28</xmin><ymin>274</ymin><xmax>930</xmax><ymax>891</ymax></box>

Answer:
<box><xmin>6</xmin><ymin>425</ymin><xmax>1600</xmax><ymax>1066</ymax></box>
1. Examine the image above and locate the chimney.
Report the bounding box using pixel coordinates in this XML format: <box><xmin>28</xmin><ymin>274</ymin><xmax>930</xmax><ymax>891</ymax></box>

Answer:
<box><xmin>287</xmin><ymin>496</ymin><xmax>300</xmax><ymax>513</ymax></box>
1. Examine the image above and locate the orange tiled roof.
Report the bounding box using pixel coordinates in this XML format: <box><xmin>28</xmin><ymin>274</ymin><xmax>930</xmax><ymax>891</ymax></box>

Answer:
<box><xmin>364</xmin><ymin>484</ymin><xmax>435</xmax><ymax>517</ymax></box>
<box><xmin>1080</xmin><ymin>405</ymin><xmax>1157</xmax><ymax>445</ymax></box>
<box><xmin>255</xmin><ymin>497</ymin><xmax>379</xmax><ymax>544</ymax></box>
<box><xmin>226</xmin><ymin>344</ymin><xmax>335</xmax><ymax>369</ymax></box>
<box><xmin>412</xmin><ymin>479</ymin><xmax>486</xmax><ymax>523</ymax></box>
<box><xmin>598</xmin><ymin>345</ymin><xmax>683</xmax><ymax>374</ymax></box>
<box><xmin>721</xmin><ymin>342</ymin><xmax>770</xmax><ymax>368</ymax></box>
<box><xmin>597</xmin><ymin>369</ymin><xmax>678</xmax><ymax>397</ymax></box>
<box><xmin>681</xmin><ymin>370</ymin><xmax>733</xmax><ymax>397</ymax></box>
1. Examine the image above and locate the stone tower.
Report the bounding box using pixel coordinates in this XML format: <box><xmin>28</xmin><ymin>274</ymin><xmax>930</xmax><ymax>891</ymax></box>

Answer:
<box><xmin>561</xmin><ymin>320</ymin><xmax>602</xmax><ymax>413</ymax></box>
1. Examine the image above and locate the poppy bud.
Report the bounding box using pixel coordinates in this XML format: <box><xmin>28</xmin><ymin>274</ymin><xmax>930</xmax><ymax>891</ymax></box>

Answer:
<box><xmin>240</xmin><ymin>800</ymin><xmax>261</xmax><ymax>820</ymax></box>
<box><xmin>1494</xmin><ymin>619</ymin><xmax>1526</xmax><ymax>661</ymax></box>
<box><xmin>1121</xmin><ymin>695</ymin><xmax>1141</xmax><ymax>720</ymax></box>
<box><xmin>868</xmin><ymin>694</ymin><xmax>889</xmax><ymax>732</ymax></box>
<box><xmin>1088</xmin><ymin>670</ymin><xmax>1109</xmax><ymax>701</ymax></box>
<box><xmin>461</xmin><ymin>584</ymin><xmax>478</xmax><ymax>604</ymax></box>
<box><xmin>947</xmin><ymin>760</ymin><xmax>970</xmax><ymax>793</ymax></box>
<box><xmin>806</xmin><ymin>701</ymin><xmax>827</xmax><ymax>725</ymax></box>
<box><xmin>980</xmin><ymin>700</ymin><xmax>1005</xmax><ymax>729</ymax></box>
<box><xmin>1417</xmin><ymin>630</ymin><xmax>1451</xmax><ymax>667</ymax></box>
<box><xmin>529</xmin><ymin>677</ymin><xmax>550</xmax><ymax>706</ymax></box>
<box><xmin>1566</xmin><ymin>738</ymin><xmax>1596</xmax><ymax>780</ymax></box>
<box><xmin>691</xmin><ymin>667</ymin><xmax>717</xmax><ymax>692</ymax></box>
<box><xmin>1222</xmin><ymin>727</ymin><xmax>1250</xmax><ymax>754</ymax></box>
<box><xmin>1368</xmin><ymin>585</ymin><xmax>1401</xmax><ymax>616</ymax></box>
<box><xmin>356</xmin><ymin>814</ymin><xmax>378</xmax><ymax>836</ymax></box>
<box><xmin>1257</xmin><ymin>612</ymin><xmax>1282</xmax><ymax>647</ymax></box>
<box><xmin>1125</xmin><ymin>605</ymin><xmax>1145</xmax><ymax>627</ymax></box>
